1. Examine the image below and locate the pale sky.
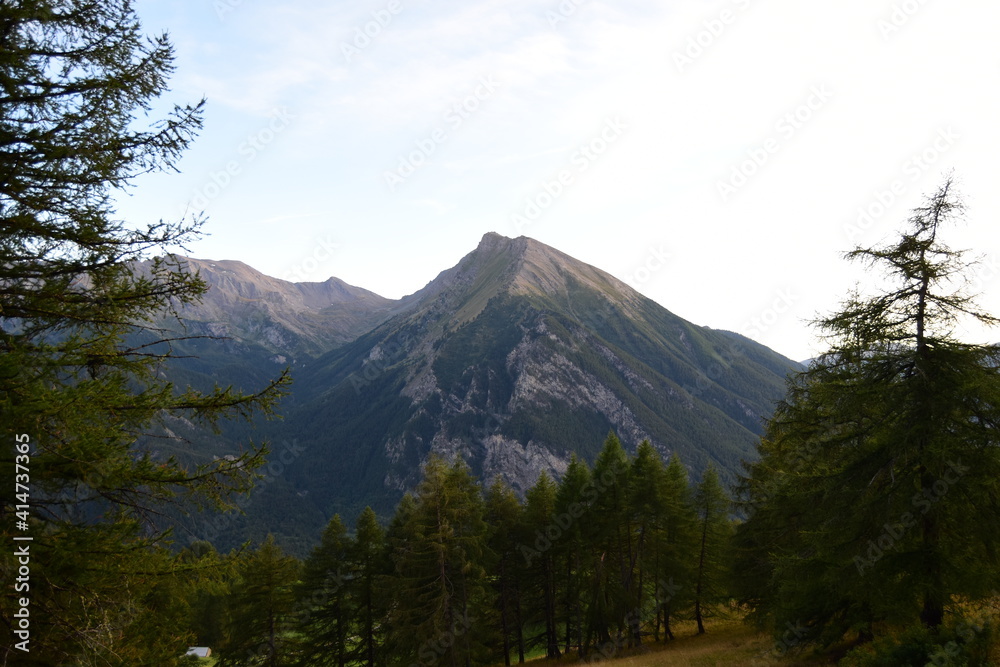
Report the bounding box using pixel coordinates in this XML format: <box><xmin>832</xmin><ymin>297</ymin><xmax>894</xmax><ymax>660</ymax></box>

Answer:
<box><xmin>120</xmin><ymin>0</ymin><xmax>1000</xmax><ymax>362</ymax></box>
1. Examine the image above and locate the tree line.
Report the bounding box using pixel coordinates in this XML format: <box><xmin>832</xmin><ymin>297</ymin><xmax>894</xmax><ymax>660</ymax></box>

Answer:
<box><xmin>185</xmin><ymin>433</ymin><xmax>733</xmax><ymax>666</ymax></box>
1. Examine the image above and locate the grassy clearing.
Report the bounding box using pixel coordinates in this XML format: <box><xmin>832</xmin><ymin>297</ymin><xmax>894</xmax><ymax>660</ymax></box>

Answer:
<box><xmin>540</xmin><ymin>613</ymin><xmax>1000</xmax><ymax>666</ymax></box>
<box><xmin>543</xmin><ymin>619</ymin><xmax>838</xmax><ymax>667</ymax></box>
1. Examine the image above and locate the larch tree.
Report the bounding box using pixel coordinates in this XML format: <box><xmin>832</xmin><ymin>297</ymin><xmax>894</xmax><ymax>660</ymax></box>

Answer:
<box><xmin>485</xmin><ymin>477</ymin><xmax>526</xmax><ymax>666</ymax></box>
<box><xmin>584</xmin><ymin>431</ymin><xmax>633</xmax><ymax>654</ymax></box>
<box><xmin>734</xmin><ymin>178</ymin><xmax>1000</xmax><ymax>647</ymax></box>
<box><xmin>553</xmin><ymin>453</ymin><xmax>592</xmax><ymax>656</ymax></box>
<box><xmin>219</xmin><ymin>535</ymin><xmax>301</xmax><ymax>667</ymax></box>
<box><xmin>522</xmin><ymin>470</ymin><xmax>562</xmax><ymax>660</ymax></box>
<box><xmin>386</xmin><ymin>456</ymin><xmax>491</xmax><ymax>667</ymax></box>
<box><xmin>654</xmin><ymin>453</ymin><xmax>697</xmax><ymax>642</ymax></box>
<box><xmin>351</xmin><ymin>506</ymin><xmax>387</xmax><ymax>667</ymax></box>
<box><xmin>627</xmin><ymin>440</ymin><xmax>665</xmax><ymax>646</ymax></box>
<box><xmin>691</xmin><ymin>464</ymin><xmax>732</xmax><ymax>635</ymax></box>
<box><xmin>296</xmin><ymin>515</ymin><xmax>354</xmax><ymax>667</ymax></box>
<box><xmin>0</xmin><ymin>1</ymin><xmax>287</xmax><ymax>663</ymax></box>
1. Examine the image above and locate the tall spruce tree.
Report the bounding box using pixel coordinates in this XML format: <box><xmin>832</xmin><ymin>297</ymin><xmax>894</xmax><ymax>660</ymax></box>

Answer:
<box><xmin>734</xmin><ymin>178</ymin><xmax>1000</xmax><ymax>647</ymax></box>
<box><xmin>0</xmin><ymin>1</ymin><xmax>287</xmax><ymax>663</ymax></box>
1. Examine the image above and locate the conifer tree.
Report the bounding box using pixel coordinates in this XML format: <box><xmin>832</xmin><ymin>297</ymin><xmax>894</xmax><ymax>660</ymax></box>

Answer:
<box><xmin>181</xmin><ymin>541</ymin><xmax>238</xmax><ymax>651</ymax></box>
<box><xmin>219</xmin><ymin>535</ymin><xmax>301</xmax><ymax>667</ymax></box>
<box><xmin>553</xmin><ymin>454</ymin><xmax>593</xmax><ymax>655</ymax></box>
<box><xmin>628</xmin><ymin>440</ymin><xmax>665</xmax><ymax>646</ymax></box>
<box><xmin>654</xmin><ymin>454</ymin><xmax>698</xmax><ymax>641</ymax></box>
<box><xmin>584</xmin><ymin>432</ymin><xmax>633</xmax><ymax>653</ymax></box>
<box><xmin>485</xmin><ymin>477</ymin><xmax>526</xmax><ymax>665</ymax></box>
<box><xmin>296</xmin><ymin>516</ymin><xmax>354</xmax><ymax>667</ymax></box>
<box><xmin>734</xmin><ymin>178</ymin><xmax>1000</xmax><ymax>646</ymax></box>
<box><xmin>386</xmin><ymin>456</ymin><xmax>491</xmax><ymax>667</ymax></box>
<box><xmin>691</xmin><ymin>465</ymin><xmax>732</xmax><ymax>634</ymax></box>
<box><xmin>0</xmin><ymin>1</ymin><xmax>287</xmax><ymax>662</ymax></box>
<box><xmin>351</xmin><ymin>506</ymin><xmax>387</xmax><ymax>667</ymax></box>
<box><xmin>382</xmin><ymin>492</ymin><xmax>417</xmax><ymax>663</ymax></box>
<box><xmin>522</xmin><ymin>471</ymin><xmax>562</xmax><ymax>659</ymax></box>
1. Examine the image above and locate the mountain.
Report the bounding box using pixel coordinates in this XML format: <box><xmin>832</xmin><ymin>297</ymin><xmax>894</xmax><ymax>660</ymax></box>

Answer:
<box><xmin>180</xmin><ymin>233</ymin><xmax>800</xmax><ymax>553</ymax></box>
<box><xmin>157</xmin><ymin>256</ymin><xmax>404</xmax><ymax>360</ymax></box>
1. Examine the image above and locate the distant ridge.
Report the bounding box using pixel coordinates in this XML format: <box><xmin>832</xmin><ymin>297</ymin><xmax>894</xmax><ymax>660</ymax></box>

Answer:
<box><xmin>149</xmin><ymin>256</ymin><xmax>400</xmax><ymax>359</ymax></box>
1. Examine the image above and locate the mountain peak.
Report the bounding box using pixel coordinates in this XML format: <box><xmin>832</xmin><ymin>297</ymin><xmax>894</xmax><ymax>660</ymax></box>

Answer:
<box><xmin>503</xmin><ymin>236</ymin><xmax>639</xmax><ymax>307</ymax></box>
<box><xmin>477</xmin><ymin>230</ymin><xmax>512</xmax><ymax>247</ymax></box>
<box><xmin>402</xmin><ymin>232</ymin><xmax>644</xmax><ymax>328</ymax></box>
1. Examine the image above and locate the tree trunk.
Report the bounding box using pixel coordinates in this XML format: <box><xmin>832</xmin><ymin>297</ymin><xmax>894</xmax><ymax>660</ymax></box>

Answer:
<box><xmin>337</xmin><ymin>602</ymin><xmax>346</xmax><ymax>667</ymax></box>
<box><xmin>695</xmin><ymin>515</ymin><xmax>709</xmax><ymax>634</ymax></box>
<box><xmin>631</xmin><ymin>527</ymin><xmax>645</xmax><ymax>647</ymax></box>
<box><xmin>914</xmin><ymin>266</ymin><xmax>944</xmax><ymax>631</ymax></box>
<box><xmin>564</xmin><ymin>553</ymin><xmax>573</xmax><ymax>654</ymax></box>
<box><xmin>514</xmin><ymin>585</ymin><xmax>526</xmax><ymax>663</ymax></box>
<box><xmin>366</xmin><ymin>588</ymin><xmax>376</xmax><ymax>667</ymax></box>
<box><xmin>268</xmin><ymin>598</ymin><xmax>278</xmax><ymax>667</ymax></box>
<box><xmin>545</xmin><ymin>555</ymin><xmax>562</xmax><ymax>659</ymax></box>
<box><xmin>920</xmin><ymin>494</ymin><xmax>944</xmax><ymax>630</ymax></box>
<box><xmin>500</xmin><ymin>557</ymin><xmax>511</xmax><ymax>666</ymax></box>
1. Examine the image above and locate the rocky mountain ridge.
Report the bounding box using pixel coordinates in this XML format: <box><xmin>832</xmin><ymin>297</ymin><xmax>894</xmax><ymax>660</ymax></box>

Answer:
<box><xmin>151</xmin><ymin>256</ymin><xmax>404</xmax><ymax>359</ymax></box>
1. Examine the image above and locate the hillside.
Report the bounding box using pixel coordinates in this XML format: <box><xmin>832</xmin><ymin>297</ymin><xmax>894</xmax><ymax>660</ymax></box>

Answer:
<box><xmin>175</xmin><ymin>233</ymin><xmax>801</xmax><ymax>552</ymax></box>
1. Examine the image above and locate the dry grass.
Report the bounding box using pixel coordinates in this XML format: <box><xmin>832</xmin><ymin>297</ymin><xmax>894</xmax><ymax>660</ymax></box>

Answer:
<box><xmin>544</xmin><ymin>619</ymin><xmax>838</xmax><ymax>667</ymax></box>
